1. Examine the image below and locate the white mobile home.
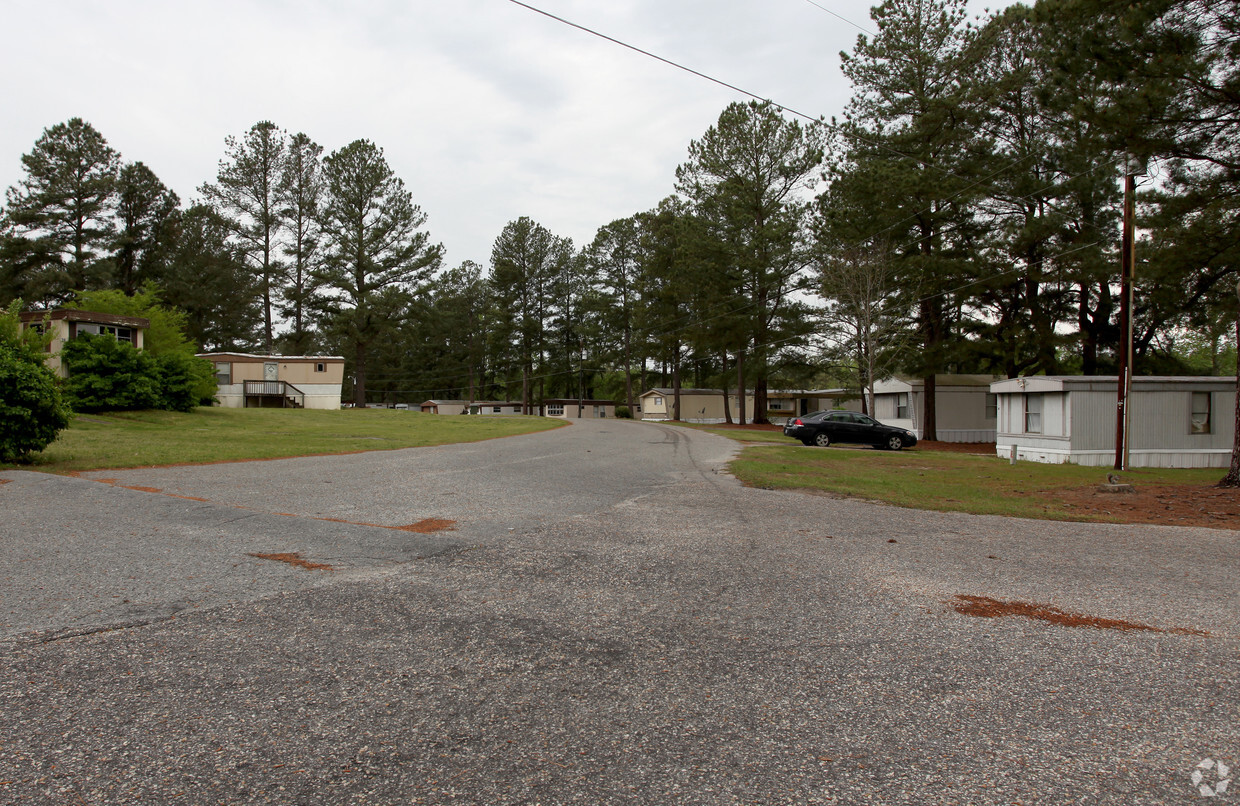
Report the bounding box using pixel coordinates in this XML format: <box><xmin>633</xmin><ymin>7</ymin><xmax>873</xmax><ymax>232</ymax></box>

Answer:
<box><xmin>991</xmin><ymin>375</ymin><xmax>1236</xmax><ymax>468</ymax></box>
<box><xmin>871</xmin><ymin>375</ymin><xmax>1000</xmax><ymax>443</ymax></box>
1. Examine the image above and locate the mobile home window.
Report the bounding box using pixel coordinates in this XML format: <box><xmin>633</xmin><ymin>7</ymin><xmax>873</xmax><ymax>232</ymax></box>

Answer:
<box><xmin>547</xmin><ymin>403</ymin><xmax>564</xmax><ymax>416</ymax></box>
<box><xmin>985</xmin><ymin>393</ymin><xmax>997</xmax><ymax>420</ymax></box>
<box><xmin>315</xmin><ymin>362</ymin><xmax>326</xmax><ymax>372</ymax></box>
<box><xmin>895</xmin><ymin>393</ymin><xmax>910</xmax><ymax>419</ymax></box>
<box><xmin>1024</xmin><ymin>394</ymin><xmax>1043</xmax><ymax>434</ymax></box>
<box><xmin>214</xmin><ymin>362</ymin><xmax>231</xmax><ymax>385</ymax></box>
<box><xmin>1191</xmin><ymin>392</ymin><xmax>1211</xmax><ymax>434</ymax></box>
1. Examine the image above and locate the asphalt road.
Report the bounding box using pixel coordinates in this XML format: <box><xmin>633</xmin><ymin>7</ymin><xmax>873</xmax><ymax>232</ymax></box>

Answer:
<box><xmin>1</xmin><ymin>419</ymin><xmax>1236</xmax><ymax>804</ymax></box>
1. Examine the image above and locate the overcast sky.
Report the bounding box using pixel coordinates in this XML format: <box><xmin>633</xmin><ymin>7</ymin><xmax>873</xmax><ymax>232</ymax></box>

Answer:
<box><xmin>0</xmin><ymin>0</ymin><xmax>1005</xmax><ymax>273</ymax></box>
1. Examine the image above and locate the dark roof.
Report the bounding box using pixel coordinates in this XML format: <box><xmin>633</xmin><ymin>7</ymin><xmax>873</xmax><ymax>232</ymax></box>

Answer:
<box><xmin>196</xmin><ymin>352</ymin><xmax>345</xmax><ymax>362</ymax></box>
<box><xmin>20</xmin><ymin>309</ymin><xmax>149</xmax><ymax>328</ymax></box>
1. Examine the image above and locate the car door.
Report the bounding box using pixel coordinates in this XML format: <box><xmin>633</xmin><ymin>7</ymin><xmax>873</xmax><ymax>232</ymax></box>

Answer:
<box><xmin>852</xmin><ymin>413</ymin><xmax>883</xmax><ymax>443</ymax></box>
<box><xmin>822</xmin><ymin>412</ymin><xmax>855</xmax><ymax>442</ymax></box>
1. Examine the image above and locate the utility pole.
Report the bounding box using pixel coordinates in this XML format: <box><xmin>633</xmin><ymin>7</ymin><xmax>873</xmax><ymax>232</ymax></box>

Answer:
<box><xmin>1221</xmin><ymin>277</ymin><xmax>1240</xmax><ymax>487</ymax></box>
<box><xmin>1114</xmin><ymin>159</ymin><xmax>1138</xmax><ymax>470</ymax></box>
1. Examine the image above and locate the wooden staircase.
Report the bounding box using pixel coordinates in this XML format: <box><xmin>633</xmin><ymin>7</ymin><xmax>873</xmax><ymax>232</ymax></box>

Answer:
<box><xmin>243</xmin><ymin>380</ymin><xmax>306</xmax><ymax>408</ymax></box>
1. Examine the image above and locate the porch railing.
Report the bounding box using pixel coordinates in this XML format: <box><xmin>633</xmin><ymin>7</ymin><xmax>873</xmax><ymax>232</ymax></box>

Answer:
<box><xmin>243</xmin><ymin>380</ymin><xmax>305</xmax><ymax>408</ymax></box>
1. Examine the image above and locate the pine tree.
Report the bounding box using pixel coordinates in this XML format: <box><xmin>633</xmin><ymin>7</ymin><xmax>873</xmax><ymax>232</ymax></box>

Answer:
<box><xmin>114</xmin><ymin>162</ymin><xmax>180</xmax><ymax>296</ymax></box>
<box><xmin>200</xmin><ymin>121</ymin><xmax>287</xmax><ymax>352</ymax></box>
<box><xmin>316</xmin><ymin>139</ymin><xmax>442</xmax><ymax>408</ymax></box>
<box><xmin>675</xmin><ymin>101</ymin><xmax>823</xmax><ymax>423</ymax></box>
<box><xmin>2</xmin><ymin>118</ymin><xmax>120</xmax><ymax>304</ymax></box>
<box><xmin>277</xmin><ymin>132</ymin><xmax>324</xmax><ymax>354</ymax></box>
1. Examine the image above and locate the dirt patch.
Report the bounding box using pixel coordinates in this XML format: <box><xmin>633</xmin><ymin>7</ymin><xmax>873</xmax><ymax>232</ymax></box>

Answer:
<box><xmin>951</xmin><ymin>595</ymin><xmax>1208</xmax><ymax>635</ymax></box>
<box><xmin>248</xmin><ymin>552</ymin><xmax>334</xmax><ymax>572</ymax></box>
<box><xmin>122</xmin><ymin>485</ymin><xmax>163</xmax><ymax>494</ymax></box>
<box><xmin>397</xmin><ymin>518</ymin><xmax>457</xmax><ymax>533</ymax></box>
<box><xmin>1053</xmin><ymin>484</ymin><xmax>1240</xmax><ymax>530</ymax></box>
<box><xmin>0</xmin><ymin>479</ymin><xmax>10</xmax><ymax>486</ymax></box>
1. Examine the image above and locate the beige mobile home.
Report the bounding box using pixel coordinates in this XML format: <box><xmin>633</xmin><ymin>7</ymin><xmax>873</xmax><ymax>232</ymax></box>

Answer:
<box><xmin>19</xmin><ymin>309</ymin><xmax>149</xmax><ymax>377</ymax></box>
<box><xmin>767</xmin><ymin>389</ymin><xmax>863</xmax><ymax>423</ymax></box>
<box><xmin>421</xmin><ymin>399</ymin><xmax>468</xmax><ymax>415</ymax></box>
<box><xmin>200</xmin><ymin>353</ymin><xmax>344</xmax><ymax>409</ymax></box>
<box><xmin>640</xmin><ymin>387</ymin><xmax>860</xmax><ymax>423</ymax></box>
<box><xmin>992</xmin><ymin>375</ymin><xmax>1236</xmax><ymax>468</ymax></box>
<box><xmin>542</xmin><ymin>398</ymin><xmax>618</xmax><ymax>419</ymax></box>
<box><xmin>639</xmin><ymin>388</ymin><xmax>753</xmax><ymax>423</ymax></box>
<box><xmin>468</xmin><ymin>401</ymin><xmax>526</xmax><ymax>415</ymax></box>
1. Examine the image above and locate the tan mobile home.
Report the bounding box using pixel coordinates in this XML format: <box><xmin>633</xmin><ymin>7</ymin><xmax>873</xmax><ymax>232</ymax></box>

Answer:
<box><xmin>542</xmin><ymin>399</ymin><xmax>618</xmax><ymax>419</ymax></box>
<box><xmin>200</xmin><ymin>353</ymin><xmax>344</xmax><ymax>409</ymax></box>
<box><xmin>19</xmin><ymin>309</ymin><xmax>149</xmax><ymax>377</ymax></box>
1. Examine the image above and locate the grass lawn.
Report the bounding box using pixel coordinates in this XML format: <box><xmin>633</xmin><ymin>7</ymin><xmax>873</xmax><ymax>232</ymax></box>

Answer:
<box><xmin>730</xmin><ymin>442</ymin><xmax>1227</xmax><ymax>522</ymax></box>
<box><xmin>3</xmin><ymin>407</ymin><xmax>564</xmax><ymax>474</ymax></box>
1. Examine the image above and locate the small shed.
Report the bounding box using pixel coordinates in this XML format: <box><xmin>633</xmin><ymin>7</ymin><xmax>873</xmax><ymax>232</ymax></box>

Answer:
<box><xmin>199</xmin><ymin>353</ymin><xmax>345</xmax><ymax>410</ymax></box>
<box><xmin>19</xmin><ymin>309</ymin><xmax>149</xmax><ymax>377</ymax></box>
<box><xmin>991</xmin><ymin>375</ymin><xmax>1237</xmax><ymax>468</ymax></box>
<box><xmin>871</xmin><ymin>375</ymin><xmax>1000</xmax><ymax>443</ymax></box>
<box><xmin>541</xmin><ymin>398</ymin><xmax>619</xmax><ymax>419</ymax></box>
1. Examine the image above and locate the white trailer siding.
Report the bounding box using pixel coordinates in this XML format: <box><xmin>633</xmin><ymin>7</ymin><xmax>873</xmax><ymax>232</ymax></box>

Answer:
<box><xmin>993</xmin><ymin>376</ymin><xmax>1236</xmax><ymax>468</ymax></box>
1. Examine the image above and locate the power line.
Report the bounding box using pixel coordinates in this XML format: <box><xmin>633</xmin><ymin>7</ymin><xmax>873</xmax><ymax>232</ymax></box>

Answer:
<box><xmin>802</xmin><ymin>0</ymin><xmax>875</xmax><ymax>36</ymax></box>
<box><xmin>504</xmin><ymin>0</ymin><xmax>972</xmax><ymax>181</ymax></box>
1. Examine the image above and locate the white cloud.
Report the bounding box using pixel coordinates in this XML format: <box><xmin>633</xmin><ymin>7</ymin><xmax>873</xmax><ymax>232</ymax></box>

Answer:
<box><xmin>0</xmin><ymin>0</ymin><xmax>1004</xmax><ymax>270</ymax></box>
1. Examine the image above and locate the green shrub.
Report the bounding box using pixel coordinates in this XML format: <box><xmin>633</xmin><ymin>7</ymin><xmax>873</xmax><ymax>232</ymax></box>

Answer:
<box><xmin>615</xmin><ymin>405</ymin><xmax>632</xmax><ymax>419</ymax></box>
<box><xmin>0</xmin><ymin>304</ymin><xmax>72</xmax><ymax>462</ymax></box>
<box><xmin>62</xmin><ymin>333</ymin><xmax>162</xmax><ymax>412</ymax></box>
<box><xmin>157</xmin><ymin>351</ymin><xmax>217</xmax><ymax>412</ymax></box>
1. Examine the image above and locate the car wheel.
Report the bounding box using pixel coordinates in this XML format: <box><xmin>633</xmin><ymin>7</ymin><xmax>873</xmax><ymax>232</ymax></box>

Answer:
<box><xmin>885</xmin><ymin>434</ymin><xmax>904</xmax><ymax>451</ymax></box>
<box><xmin>813</xmin><ymin>432</ymin><xmax>832</xmax><ymax>448</ymax></box>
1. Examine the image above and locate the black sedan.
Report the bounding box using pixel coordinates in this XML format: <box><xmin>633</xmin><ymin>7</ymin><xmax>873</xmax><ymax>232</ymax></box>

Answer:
<box><xmin>783</xmin><ymin>410</ymin><xmax>918</xmax><ymax>450</ymax></box>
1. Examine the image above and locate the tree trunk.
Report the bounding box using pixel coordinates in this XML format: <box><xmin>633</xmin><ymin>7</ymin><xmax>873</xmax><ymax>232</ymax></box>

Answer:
<box><xmin>623</xmin><ymin>330</ymin><xmax>634</xmax><ymax>414</ymax></box>
<box><xmin>754</xmin><ymin>377</ymin><xmax>769</xmax><ymax>425</ymax></box>
<box><xmin>737</xmin><ymin>350</ymin><xmax>747</xmax><ymax>426</ymax></box>
<box><xmin>352</xmin><ymin>342</ymin><xmax>367</xmax><ymax>408</ymax></box>
<box><xmin>923</xmin><ymin>373</ymin><xmax>937</xmax><ymax>442</ymax></box>
<box><xmin>672</xmin><ymin>348</ymin><xmax>682</xmax><ymax>421</ymax></box>
<box><xmin>721</xmin><ymin>351</ymin><xmax>733</xmax><ymax>424</ymax></box>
